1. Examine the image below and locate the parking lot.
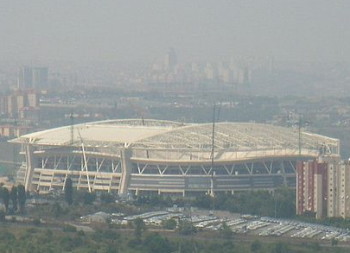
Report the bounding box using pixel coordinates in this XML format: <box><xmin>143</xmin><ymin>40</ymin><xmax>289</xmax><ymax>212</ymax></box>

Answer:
<box><xmin>122</xmin><ymin>210</ymin><xmax>350</xmax><ymax>242</ymax></box>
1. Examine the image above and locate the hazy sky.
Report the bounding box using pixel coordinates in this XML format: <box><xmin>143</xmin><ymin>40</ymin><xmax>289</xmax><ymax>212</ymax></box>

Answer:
<box><xmin>1</xmin><ymin>0</ymin><xmax>349</xmax><ymax>64</ymax></box>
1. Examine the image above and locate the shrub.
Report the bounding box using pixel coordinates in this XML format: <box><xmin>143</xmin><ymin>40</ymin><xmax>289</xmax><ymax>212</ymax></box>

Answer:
<box><xmin>63</xmin><ymin>224</ymin><xmax>77</xmax><ymax>232</ymax></box>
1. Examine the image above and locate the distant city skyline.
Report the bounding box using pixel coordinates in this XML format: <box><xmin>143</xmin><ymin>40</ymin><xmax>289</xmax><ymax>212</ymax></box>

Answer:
<box><xmin>1</xmin><ymin>1</ymin><xmax>350</xmax><ymax>64</ymax></box>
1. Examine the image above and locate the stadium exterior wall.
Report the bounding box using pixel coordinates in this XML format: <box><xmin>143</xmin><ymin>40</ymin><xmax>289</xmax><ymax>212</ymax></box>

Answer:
<box><xmin>11</xmin><ymin>119</ymin><xmax>340</xmax><ymax>196</ymax></box>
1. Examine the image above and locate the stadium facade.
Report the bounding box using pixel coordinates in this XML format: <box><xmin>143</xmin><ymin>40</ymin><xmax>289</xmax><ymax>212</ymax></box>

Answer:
<box><xmin>11</xmin><ymin>119</ymin><xmax>340</xmax><ymax>196</ymax></box>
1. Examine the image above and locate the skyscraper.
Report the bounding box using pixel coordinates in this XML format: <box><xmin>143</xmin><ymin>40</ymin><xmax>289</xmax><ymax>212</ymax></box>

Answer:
<box><xmin>18</xmin><ymin>66</ymin><xmax>33</xmax><ymax>89</ymax></box>
<box><xmin>164</xmin><ymin>48</ymin><xmax>177</xmax><ymax>71</ymax></box>
<box><xmin>32</xmin><ymin>67</ymin><xmax>48</xmax><ymax>88</ymax></box>
<box><xmin>18</xmin><ymin>66</ymin><xmax>48</xmax><ymax>89</ymax></box>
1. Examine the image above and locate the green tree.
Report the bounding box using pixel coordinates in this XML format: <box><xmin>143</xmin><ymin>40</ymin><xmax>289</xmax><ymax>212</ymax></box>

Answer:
<box><xmin>191</xmin><ymin>188</ymin><xmax>296</xmax><ymax>219</ymax></box>
<box><xmin>133</xmin><ymin>218</ymin><xmax>146</xmax><ymax>242</ymax></box>
<box><xmin>62</xmin><ymin>224</ymin><xmax>77</xmax><ymax>232</ymax></box>
<box><xmin>17</xmin><ymin>184</ymin><xmax>26</xmax><ymax>213</ymax></box>
<box><xmin>10</xmin><ymin>186</ymin><xmax>17</xmax><ymax>212</ymax></box>
<box><xmin>64</xmin><ymin>178</ymin><xmax>73</xmax><ymax>205</ymax></box>
<box><xmin>178</xmin><ymin>220</ymin><xmax>196</xmax><ymax>235</ymax></box>
<box><xmin>206</xmin><ymin>242</ymin><xmax>225</xmax><ymax>253</ymax></box>
<box><xmin>220</xmin><ymin>221</ymin><xmax>233</xmax><ymax>239</ymax></box>
<box><xmin>331</xmin><ymin>238</ymin><xmax>338</xmax><ymax>247</ymax></box>
<box><xmin>33</xmin><ymin>218</ymin><xmax>41</xmax><ymax>226</ymax></box>
<box><xmin>194</xmin><ymin>194</ymin><xmax>212</xmax><ymax>209</ymax></box>
<box><xmin>222</xmin><ymin>241</ymin><xmax>235</xmax><ymax>253</ymax></box>
<box><xmin>272</xmin><ymin>242</ymin><xmax>289</xmax><ymax>253</ymax></box>
<box><xmin>310</xmin><ymin>242</ymin><xmax>321</xmax><ymax>251</ymax></box>
<box><xmin>1</xmin><ymin>187</ymin><xmax>9</xmax><ymax>213</ymax></box>
<box><xmin>100</xmin><ymin>192</ymin><xmax>115</xmax><ymax>204</ymax></box>
<box><xmin>144</xmin><ymin>233</ymin><xmax>173</xmax><ymax>253</ymax></box>
<box><xmin>251</xmin><ymin>240</ymin><xmax>262</xmax><ymax>253</ymax></box>
<box><xmin>82</xmin><ymin>191</ymin><xmax>96</xmax><ymax>205</ymax></box>
<box><xmin>51</xmin><ymin>202</ymin><xmax>63</xmax><ymax>218</ymax></box>
<box><xmin>0</xmin><ymin>210</ymin><xmax>5</xmax><ymax>221</ymax></box>
<box><xmin>177</xmin><ymin>240</ymin><xmax>198</xmax><ymax>253</ymax></box>
<box><xmin>0</xmin><ymin>230</ymin><xmax>16</xmax><ymax>241</ymax></box>
<box><xmin>162</xmin><ymin>218</ymin><xmax>177</xmax><ymax>230</ymax></box>
<box><xmin>274</xmin><ymin>187</ymin><xmax>296</xmax><ymax>218</ymax></box>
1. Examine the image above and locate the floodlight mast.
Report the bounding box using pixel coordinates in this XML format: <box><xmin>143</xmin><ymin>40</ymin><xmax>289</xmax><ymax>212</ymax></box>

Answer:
<box><xmin>298</xmin><ymin>114</ymin><xmax>302</xmax><ymax>156</ymax></box>
<box><xmin>70</xmin><ymin>111</ymin><xmax>74</xmax><ymax>145</ymax></box>
<box><xmin>210</xmin><ymin>104</ymin><xmax>216</xmax><ymax>197</ymax></box>
<box><xmin>77</xmin><ymin>128</ymin><xmax>92</xmax><ymax>193</ymax></box>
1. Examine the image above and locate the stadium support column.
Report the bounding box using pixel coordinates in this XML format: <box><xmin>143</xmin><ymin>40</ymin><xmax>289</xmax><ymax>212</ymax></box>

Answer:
<box><xmin>281</xmin><ymin>160</ymin><xmax>287</xmax><ymax>186</ymax></box>
<box><xmin>119</xmin><ymin>148</ymin><xmax>132</xmax><ymax>196</ymax></box>
<box><xmin>24</xmin><ymin>144</ymin><xmax>35</xmax><ymax>191</ymax></box>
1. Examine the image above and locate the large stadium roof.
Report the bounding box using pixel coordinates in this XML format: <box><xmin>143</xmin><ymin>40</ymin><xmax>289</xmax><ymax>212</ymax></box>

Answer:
<box><xmin>12</xmin><ymin>119</ymin><xmax>339</xmax><ymax>155</ymax></box>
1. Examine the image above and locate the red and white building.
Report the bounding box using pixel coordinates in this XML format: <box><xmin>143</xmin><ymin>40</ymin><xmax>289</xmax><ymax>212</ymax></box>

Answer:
<box><xmin>297</xmin><ymin>157</ymin><xmax>350</xmax><ymax>219</ymax></box>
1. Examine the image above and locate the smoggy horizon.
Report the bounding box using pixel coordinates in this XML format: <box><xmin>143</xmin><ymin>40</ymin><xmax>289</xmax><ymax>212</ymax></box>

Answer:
<box><xmin>0</xmin><ymin>0</ymin><xmax>349</xmax><ymax>66</ymax></box>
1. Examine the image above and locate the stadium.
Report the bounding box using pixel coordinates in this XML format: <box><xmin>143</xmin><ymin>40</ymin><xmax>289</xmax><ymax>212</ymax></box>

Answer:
<box><xmin>11</xmin><ymin>119</ymin><xmax>340</xmax><ymax>196</ymax></box>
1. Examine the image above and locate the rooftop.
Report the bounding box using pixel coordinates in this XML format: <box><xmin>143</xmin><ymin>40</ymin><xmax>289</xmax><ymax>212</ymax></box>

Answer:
<box><xmin>11</xmin><ymin>119</ymin><xmax>339</xmax><ymax>157</ymax></box>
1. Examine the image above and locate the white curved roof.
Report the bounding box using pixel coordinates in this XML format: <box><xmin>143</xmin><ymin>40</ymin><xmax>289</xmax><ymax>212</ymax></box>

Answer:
<box><xmin>12</xmin><ymin>119</ymin><xmax>182</xmax><ymax>147</ymax></box>
<box><xmin>12</xmin><ymin>119</ymin><xmax>339</xmax><ymax>156</ymax></box>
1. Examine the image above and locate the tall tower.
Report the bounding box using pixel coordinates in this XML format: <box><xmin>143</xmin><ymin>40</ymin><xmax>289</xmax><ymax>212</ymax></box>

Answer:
<box><xmin>164</xmin><ymin>48</ymin><xmax>177</xmax><ymax>71</ymax></box>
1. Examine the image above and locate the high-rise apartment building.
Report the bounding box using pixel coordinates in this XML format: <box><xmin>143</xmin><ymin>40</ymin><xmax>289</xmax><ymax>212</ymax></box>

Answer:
<box><xmin>296</xmin><ymin>157</ymin><xmax>350</xmax><ymax>219</ymax></box>
<box><xmin>0</xmin><ymin>90</ymin><xmax>39</xmax><ymax>119</ymax></box>
<box><xmin>296</xmin><ymin>159</ymin><xmax>328</xmax><ymax>219</ymax></box>
<box><xmin>327</xmin><ymin>160</ymin><xmax>350</xmax><ymax>218</ymax></box>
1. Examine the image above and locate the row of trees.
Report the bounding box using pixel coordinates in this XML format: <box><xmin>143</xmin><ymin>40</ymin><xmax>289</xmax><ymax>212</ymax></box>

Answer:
<box><xmin>63</xmin><ymin>177</ymin><xmax>294</xmax><ymax>219</ymax></box>
<box><xmin>64</xmin><ymin>177</ymin><xmax>116</xmax><ymax>206</ymax></box>
<box><xmin>0</xmin><ymin>226</ymin><xmax>341</xmax><ymax>253</ymax></box>
<box><xmin>0</xmin><ymin>184</ymin><xmax>26</xmax><ymax>214</ymax></box>
<box><xmin>134</xmin><ymin>187</ymin><xmax>296</xmax><ymax>218</ymax></box>
<box><xmin>64</xmin><ymin>177</ymin><xmax>97</xmax><ymax>206</ymax></box>
<box><xmin>126</xmin><ymin>217</ymin><xmax>333</xmax><ymax>253</ymax></box>
<box><xmin>193</xmin><ymin>187</ymin><xmax>296</xmax><ymax>218</ymax></box>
